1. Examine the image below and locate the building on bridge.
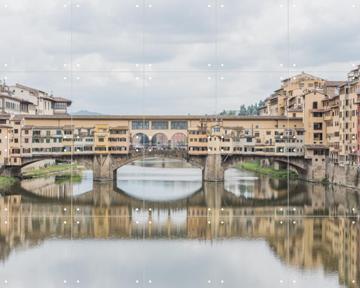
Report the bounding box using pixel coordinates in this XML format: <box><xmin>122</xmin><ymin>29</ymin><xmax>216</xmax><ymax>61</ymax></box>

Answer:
<box><xmin>1</xmin><ymin>65</ymin><xmax>360</xmax><ymax>174</ymax></box>
<box><xmin>0</xmin><ymin>114</ymin><xmax>305</xmax><ymax>167</ymax></box>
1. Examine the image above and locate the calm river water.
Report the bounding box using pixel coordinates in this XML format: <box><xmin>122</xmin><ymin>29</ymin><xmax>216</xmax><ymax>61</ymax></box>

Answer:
<box><xmin>0</xmin><ymin>157</ymin><xmax>359</xmax><ymax>288</ymax></box>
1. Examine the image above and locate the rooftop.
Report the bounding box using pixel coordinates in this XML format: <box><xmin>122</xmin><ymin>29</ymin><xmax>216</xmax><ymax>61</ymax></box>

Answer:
<box><xmin>19</xmin><ymin>114</ymin><xmax>303</xmax><ymax>121</ymax></box>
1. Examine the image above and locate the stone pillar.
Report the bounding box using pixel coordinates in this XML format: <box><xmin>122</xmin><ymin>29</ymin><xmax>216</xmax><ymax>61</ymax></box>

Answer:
<box><xmin>273</xmin><ymin>161</ymin><xmax>280</xmax><ymax>170</ymax></box>
<box><xmin>93</xmin><ymin>154</ymin><xmax>113</xmax><ymax>181</ymax></box>
<box><xmin>204</xmin><ymin>154</ymin><xmax>224</xmax><ymax>182</ymax></box>
<box><xmin>92</xmin><ymin>181</ymin><xmax>113</xmax><ymax>206</ymax></box>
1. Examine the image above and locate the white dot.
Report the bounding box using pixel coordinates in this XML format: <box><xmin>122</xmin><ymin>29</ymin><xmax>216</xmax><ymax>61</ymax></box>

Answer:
<box><xmin>220</xmin><ymin>4</ymin><xmax>224</xmax><ymax>8</ymax></box>
<box><xmin>293</xmin><ymin>4</ymin><xmax>296</xmax><ymax>8</ymax></box>
<box><xmin>148</xmin><ymin>76</ymin><xmax>152</xmax><ymax>80</ymax></box>
<box><xmin>135</xmin><ymin>208</ymin><xmax>139</xmax><ymax>211</ymax></box>
<box><xmin>76</xmin><ymin>221</ymin><xmax>80</xmax><ymax>224</ymax></box>
<box><xmin>149</xmin><ymin>221</ymin><xmax>152</xmax><ymax>224</ymax></box>
<box><xmin>292</xmin><ymin>63</ymin><xmax>296</xmax><ymax>67</ymax></box>
<box><xmin>148</xmin><ymin>280</ymin><xmax>152</xmax><ymax>284</ymax></box>
<box><xmin>64</xmin><ymin>208</ymin><xmax>67</xmax><ymax>211</ymax></box>
<box><xmin>148</xmin><ymin>4</ymin><xmax>152</xmax><ymax>8</ymax></box>
<box><xmin>292</xmin><ymin>279</ymin><xmax>296</xmax><ymax>284</ymax></box>
<box><xmin>208</xmin><ymin>63</ymin><xmax>212</xmax><ymax>67</ymax></box>
<box><xmin>76</xmin><ymin>4</ymin><xmax>80</xmax><ymax>8</ymax></box>
<box><xmin>4</xmin><ymin>4</ymin><xmax>8</xmax><ymax>8</ymax></box>
<box><xmin>64</xmin><ymin>4</ymin><xmax>67</xmax><ymax>8</ymax></box>
<box><xmin>4</xmin><ymin>63</ymin><xmax>8</xmax><ymax>67</ymax></box>
<box><xmin>208</xmin><ymin>4</ymin><xmax>211</xmax><ymax>8</ymax></box>
<box><xmin>221</xmin><ymin>208</ymin><xmax>224</xmax><ymax>211</ymax></box>
<box><xmin>64</xmin><ymin>280</ymin><xmax>67</xmax><ymax>284</ymax></box>
<box><xmin>280</xmin><ymin>279</ymin><xmax>284</xmax><ymax>284</ymax></box>
<box><xmin>64</xmin><ymin>221</ymin><xmax>67</xmax><ymax>224</ymax></box>
<box><xmin>135</xmin><ymin>4</ymin><xmax>139</xmax><ymax>8</ymax></box>
<box><xmin>208</xmin><ymin>221</ymin><xmax>211</xmax><ymax>224</ymax></box>
<box><xmin>136</xmin><ymin>221</ymin><xmax>139</xmax><ymax>224</ymax></box>
<box><xmin>208</xmin><ymin>280</ymin><xmax>211</xmax><ymax>284</ymax></box>
<box><xmin>135</xmin><ymin>77</ymin><xmax>139</xmax><ymax>80</ymax></box>
<box><xmin>280</xmin><ymin>221</ymin><xmax>283</xmax><ymax>224</ymax></box>
<box><xmin>63</xmin><ymin>76</ymin><xmax>67</xmax><ymax>80</ymax></box>
<box><xmin>220</xmin><ymin>76</ymin><xmax>224</xmax><ymax>80</ymax></box>
<box><xmin>135</xmin><ymin>280</ymin><xmax>139</xmax><ymax>283</ymax></box>
<box><xmin>149</xmin><ymin>208</ymin><xmax>152</xmax><ymax>211</ymax></box>
<box><xmin>220</xmin><ymin>63</ymin><xmax>224</xmax><ymax>67</ymax></box>
<box><xmin>208</xmin><ymin>208</ymin><xmax>211</xmax><ymax>211</ymax></box>
<box><xmin>208</xmin><ymin>76</ymin><xmax>212</xmax><ymax>80</ymax></box>
<box><xmin>220</xmin><ymin>280</ymin><xmax>224</xmax><ymax>284</ymax></box>
<box><xmin>220</xmin><ymin>221</ymin><xmax>224</xmax><ymax>224</ymax></box>
<box><xmin>4</xmin><ymin>220</ymin><xmax>8</xmax><ymax>224</ymax></box>
<box><xmin>4</xmin><ymin>280</ymin><xmax>8</xmax><ymax>284</ymax></box>
<box><xmin>76</xmin><ymin>208</ymin><xmax>80</xmax><ymax>211</ymax></box>
<box><xmin>4</xmin><ymin>76</ymin><xmax>7</xmax><ymax>80</ymax></box>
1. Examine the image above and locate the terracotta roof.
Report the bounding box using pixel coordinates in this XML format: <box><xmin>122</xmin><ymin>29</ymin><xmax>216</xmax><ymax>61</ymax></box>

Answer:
<box><xmin>305</xmin><ymin>144</ymin><xmax>328</xmax><ymax>149</ymax></box>
<box><xmin>324</xmin><ymin>81</ymin><xmax>346</xmax><ymax>87</ymax></box>
<box><xmin>52</xmin><ymin>97</ymin><xmax>72</xmax><ymax>103</ymax></box>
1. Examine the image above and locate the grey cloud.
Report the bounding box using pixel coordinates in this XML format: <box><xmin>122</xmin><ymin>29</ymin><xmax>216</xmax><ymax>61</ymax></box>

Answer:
<box><xmin>0</xmin><ymin>0</ymin><xmax>359</xmax><ymax>114</ymax></box>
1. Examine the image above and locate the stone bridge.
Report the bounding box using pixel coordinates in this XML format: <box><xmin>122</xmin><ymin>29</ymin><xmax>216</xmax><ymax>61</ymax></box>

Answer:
<box><xmin>18</xmin><ymin>150</ymin><xmax>311</xmax><ymax>182</ymax></box>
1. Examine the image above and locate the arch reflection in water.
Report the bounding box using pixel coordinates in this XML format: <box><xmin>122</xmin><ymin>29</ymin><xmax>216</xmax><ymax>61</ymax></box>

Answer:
<box><xmin>116</xmin><ymin>158</ymin><xmax>202</xmax><ymax>201</ymax></box>
<box><xmin>0</xmin><ymin>192</ymin><xmax>358</xmax><ymax>288</ymax></box>
<box><xmin>19</xmin><ymin>170</ymin><xmax>94</xmax><ymax>199</ymax></box>
<box><xmin>2</xmin><ymin>157</ymin><xmax>360</xmax><ymax>288</ymax></box>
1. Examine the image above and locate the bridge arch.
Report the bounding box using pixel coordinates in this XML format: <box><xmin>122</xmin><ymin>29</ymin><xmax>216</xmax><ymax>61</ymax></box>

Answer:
<box><xmin>221</xmin><ymin>156</ymin><xmax>307</xmax><ymax>178</ymax></box>
<box><xmin>111</xmin><ymin>153</ymin><xmax>206</xmax><ymax>179</ymax></box>
<box><xmin>151</xmin><ymin>133</ymin><xmax>168</xmax><ymax>148</ymax></box>
<box><xmin>170</xmin><ymin>132</ymin><xmax>187</xmax><ymax>148</ymax></box>
<box><xmin>132</xmin><ymin>133</ymin><xmax>150</xmax><ymax>148</ymax></box>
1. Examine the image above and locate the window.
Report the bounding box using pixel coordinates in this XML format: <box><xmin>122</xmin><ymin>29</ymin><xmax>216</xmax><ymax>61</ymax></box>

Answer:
<box><xmin>213</xmin><ymin>127</ymin><xmax>220</xmax><ymax>133</ymax></box>
<box><xmin>171</xmin><ymin>121</ymin><xmax>187</xmax><ymax>130</ymax></box>
<box><xmin>312</xmin><ymin>101</ymin><xmax>318</xmax><ymax>109</ymax></box>
<box><xmin>151</xmin><ymin>120</ymin><xmax>169</xmax><ymax>130</ymax></box>
<box><xmin>132</xmin><ymin>120</ymin><xmax>149</xmax><ymax>129</ymax></box>
<box><xmin>313</xmin><ymin>123</ymin><xmax>322</xmax><ymax>130</ymax></box>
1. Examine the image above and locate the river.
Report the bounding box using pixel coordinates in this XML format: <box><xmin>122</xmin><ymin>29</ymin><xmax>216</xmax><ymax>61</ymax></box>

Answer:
<box><xmin>0</xmin><ymin>157</ymin><xmax>359</xmax><ymax>287</ymax></box>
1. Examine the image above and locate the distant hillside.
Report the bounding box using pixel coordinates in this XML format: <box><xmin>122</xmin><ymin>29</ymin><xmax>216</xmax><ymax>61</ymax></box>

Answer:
<box><xmin>71</xmin><ymin>110</ymin><xmax>102</xmax><ymax>116</ymax></box>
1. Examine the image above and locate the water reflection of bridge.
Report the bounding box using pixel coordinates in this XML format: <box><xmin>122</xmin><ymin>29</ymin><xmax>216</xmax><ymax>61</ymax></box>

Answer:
<box><xmin>15</xmin><ymin>179</ymin><xmax>311</xmax><ymax>210</ymax></box>
<box><xmin>1</xmin><ymin>191</ymin><xmax>359</xmax><ymax>288</ymax></box>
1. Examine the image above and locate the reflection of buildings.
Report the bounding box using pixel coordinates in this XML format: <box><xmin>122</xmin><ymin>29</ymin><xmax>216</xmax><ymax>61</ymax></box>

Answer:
<box><xmin>1</xmin><ymin>184</ymin><xmax>360</xmax><ymax>287</ymax></box>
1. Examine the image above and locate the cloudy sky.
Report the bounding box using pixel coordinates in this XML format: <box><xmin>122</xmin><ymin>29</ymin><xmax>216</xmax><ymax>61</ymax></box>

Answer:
<box><xmin>0</xmin><ymin>0</ymin><xmax>359</xmax><ymax>114</ymax></box>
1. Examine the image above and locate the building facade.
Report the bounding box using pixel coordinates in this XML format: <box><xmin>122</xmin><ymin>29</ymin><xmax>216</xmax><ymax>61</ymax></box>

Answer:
<box><xmin>1</xmin><ymin>66</ymin><xmax>360</xmax><ymax>168</ymax></box>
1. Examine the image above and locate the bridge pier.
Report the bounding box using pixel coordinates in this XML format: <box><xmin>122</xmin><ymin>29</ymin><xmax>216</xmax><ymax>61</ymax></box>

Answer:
<box><xmin>204</xmin><ymin>154</ymin><xmax>224</xmax><ymax>182</ymax></box>
<box><xmin>93</xmin><ymin>154</ymin><xmax>114</xmax><ymax>182</ymax></box>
